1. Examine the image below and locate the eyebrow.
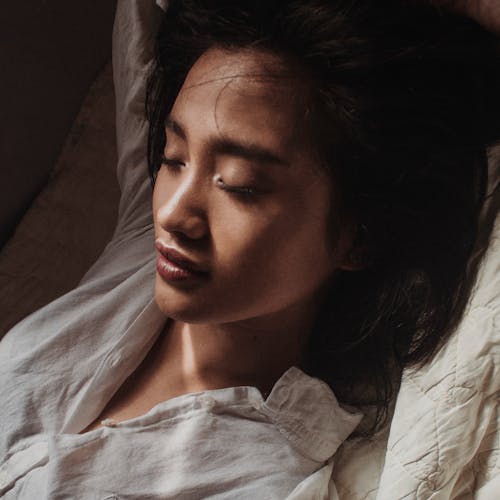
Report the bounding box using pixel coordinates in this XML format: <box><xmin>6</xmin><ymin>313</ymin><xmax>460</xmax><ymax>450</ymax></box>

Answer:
<box><xmin>165</xmin><ymin>115</ymin><xmax>289</xmax><ymax>167</ymax></box>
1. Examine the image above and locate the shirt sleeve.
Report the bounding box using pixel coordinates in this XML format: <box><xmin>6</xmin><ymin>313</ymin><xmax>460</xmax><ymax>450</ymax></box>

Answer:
<box><xmin>75</xmin><ymin>0</ymin><xmax>166</xmax><ymax>287</ymax></box>
<box><xmin>110</xmin><ymin>0</ymin><xmax>165</xmax><ymax>240</ymax></box>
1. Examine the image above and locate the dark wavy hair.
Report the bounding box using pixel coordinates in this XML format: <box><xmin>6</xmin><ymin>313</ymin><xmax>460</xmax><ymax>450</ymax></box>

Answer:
<box><xmin>145</xmin><ymin>0</ymin><xmax>500</xmax><ymax>432</ymax></box>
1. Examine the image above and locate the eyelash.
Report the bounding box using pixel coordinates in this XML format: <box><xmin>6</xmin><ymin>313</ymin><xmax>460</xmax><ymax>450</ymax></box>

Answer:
<box><xmin>160</xmin><ymin>155</ymin><xmax>259</xmax><ymax>199</ymax></box>
<box><xmin>161</xmin><ymin>156</ymin><xmax>184</xmax><ymax>170</ymax></box>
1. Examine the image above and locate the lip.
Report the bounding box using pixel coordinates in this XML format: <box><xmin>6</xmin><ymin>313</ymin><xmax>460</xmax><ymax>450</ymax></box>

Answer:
<box><xmin>154</xmin><ymin>239</ymin><xmax>209</xmax><ymax>274</ymax></box>
<box><xmin>156</xmin><ymin>253</ymin><xmax>209</xmax><ymax>283</ymax></box>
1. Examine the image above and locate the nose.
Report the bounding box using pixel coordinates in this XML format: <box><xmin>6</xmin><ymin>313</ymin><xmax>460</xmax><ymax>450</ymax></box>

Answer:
<box><xmin>155</xmin><ymin>173</ymin><xmax>209</xmax><ymax>241</ymax></box>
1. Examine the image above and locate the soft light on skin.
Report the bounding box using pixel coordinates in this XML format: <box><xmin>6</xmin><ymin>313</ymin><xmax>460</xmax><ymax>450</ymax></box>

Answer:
<box><xmin>151</xmin><ymin>46</ymin><xmax>358</xmax><ymax>395</ymax></box>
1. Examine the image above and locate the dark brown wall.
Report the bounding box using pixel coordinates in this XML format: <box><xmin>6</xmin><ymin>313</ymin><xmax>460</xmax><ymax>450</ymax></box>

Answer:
<box><xmin>0</xmin><ymin>1</ymin><xmax>117</xmax><ymax>248</ymax></box>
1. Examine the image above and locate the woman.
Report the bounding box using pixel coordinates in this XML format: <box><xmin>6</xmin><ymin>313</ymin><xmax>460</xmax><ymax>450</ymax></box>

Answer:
<box><xmin>144</xmin><ymin>0</ymin><xmax>500</xmax><ymax>428</ymax></box>
<box><xmin>1</xmin><ymin>0</ymin><xmax>499</xmax><ymax>498</ymax></box>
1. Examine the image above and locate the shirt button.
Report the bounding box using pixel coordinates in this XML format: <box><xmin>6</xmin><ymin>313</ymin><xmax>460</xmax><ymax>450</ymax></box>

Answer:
<box><xmin>101</xmin><ymin>418</ymin><xmax>118</xmax><ymax>427</ymax></box>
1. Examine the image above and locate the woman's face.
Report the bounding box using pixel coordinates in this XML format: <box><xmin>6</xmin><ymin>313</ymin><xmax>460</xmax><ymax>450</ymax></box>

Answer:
<box><xmin>153</xmin><ymin>47</ymin><xmax>354</xmax><ymax>325</ymax></box>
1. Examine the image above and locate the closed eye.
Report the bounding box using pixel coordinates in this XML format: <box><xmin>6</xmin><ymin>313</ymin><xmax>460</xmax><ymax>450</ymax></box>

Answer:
<box><xmin>161</xmin><ymin>156</ymin><xmax>261</xmax><ymax>200</ymax></box>
<box><xmin>213</xmin><ymin>174</ymin><xmax>259</xmax><ymax>199</ymax></box>
<box><xmin>161</xmin><ymin>155</ymin><xmax>184</xmax><ymax>170</ymax></box>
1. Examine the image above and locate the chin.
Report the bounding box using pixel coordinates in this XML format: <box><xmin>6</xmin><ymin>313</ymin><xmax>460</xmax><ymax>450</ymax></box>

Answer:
<box><xmin>155</xmin><ymin>295</ymin><xmax>199</xmax><ymax>324</ymax></box>
<box><xmin>154</xmin><ymin>273</ymin><xmax>202</xmax><ymax>316</ymax></box>
<box><xmin>154</xmin><ymin>285</ymin><xmax>215</xmax><ymax>324</ymax></box>
<box><xmin>153</xmin><ymin>275</ymin><xmax>284</xmax><ymax>326</ymax></box>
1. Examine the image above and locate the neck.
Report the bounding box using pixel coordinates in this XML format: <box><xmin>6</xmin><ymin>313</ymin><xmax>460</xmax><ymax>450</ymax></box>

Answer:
<box><xmin>156</xmin><ymin>296</ymin><xmax>322</xmax><ymax>398</ymax></box>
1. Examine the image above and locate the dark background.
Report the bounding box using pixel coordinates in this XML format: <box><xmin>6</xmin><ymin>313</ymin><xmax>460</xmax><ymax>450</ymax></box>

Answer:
<box><xmin>0</xmin><ymin>1</ymin><xmax>117</xmax><ymax>249</ymax></box>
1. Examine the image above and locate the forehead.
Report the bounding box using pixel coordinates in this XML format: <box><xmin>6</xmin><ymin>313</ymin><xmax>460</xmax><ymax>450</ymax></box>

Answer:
<box><xmin>171</xmin><ymin>47</ymin><xmax>311</xmax><ymax>153</ymax></box>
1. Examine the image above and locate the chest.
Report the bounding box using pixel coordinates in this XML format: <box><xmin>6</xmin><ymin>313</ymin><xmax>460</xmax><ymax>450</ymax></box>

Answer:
<box><xmin>79</xmin><ymin>334</ymin><xmax>174</xmax><ymax>434</ymax></box>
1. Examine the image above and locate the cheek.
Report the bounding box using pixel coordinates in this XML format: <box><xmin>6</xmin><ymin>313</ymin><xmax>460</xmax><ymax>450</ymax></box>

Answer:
<box><xmin>210</xmin><ymin>207</ymin><xmax>281</xmax><ymax>274</ymax></box>
<box><xmin>212</xmin><ymin>198</ymin><xmax>335</xmax><ymax>295</ymax></box>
